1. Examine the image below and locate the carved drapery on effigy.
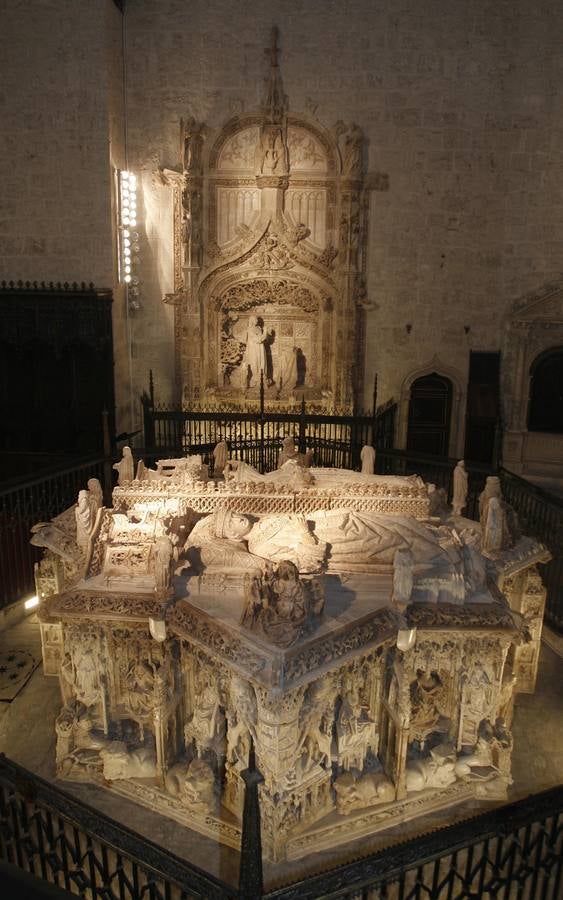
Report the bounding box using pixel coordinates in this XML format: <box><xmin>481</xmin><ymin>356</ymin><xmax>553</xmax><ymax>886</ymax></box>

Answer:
<box><xmin>157</xmin><ymin>30</ymin><xmax>380</xmax><ymax>409</ymax></box>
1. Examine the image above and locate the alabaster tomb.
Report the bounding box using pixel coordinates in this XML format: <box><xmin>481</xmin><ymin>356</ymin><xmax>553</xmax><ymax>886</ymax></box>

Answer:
<box><xmin>33</xmin><ymin>454</ymin><xmax>550</xmax><ymax>862</ymax></box>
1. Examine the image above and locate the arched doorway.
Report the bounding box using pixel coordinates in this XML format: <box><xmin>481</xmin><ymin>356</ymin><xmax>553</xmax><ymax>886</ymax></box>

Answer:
<box><xmin>528</xmin><ymin>348</ymin><xmax>563</xmax><ymax>433</ymax></box>
<box><xmin>407</xmin><ymin>373</ymin><xmax>452</xmax><ymax>456</ymax></box>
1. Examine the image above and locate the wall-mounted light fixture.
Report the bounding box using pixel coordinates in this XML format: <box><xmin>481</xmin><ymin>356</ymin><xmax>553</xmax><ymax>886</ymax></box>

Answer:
<box><xmin>118</xmin><ymin>170</ymin><xmax>141</xmax><ymax>310</ymax></box>
<box><xmin>405</xmin><ymin>323</ymin><xmax>412</xmax><ymax>334</ymax></box>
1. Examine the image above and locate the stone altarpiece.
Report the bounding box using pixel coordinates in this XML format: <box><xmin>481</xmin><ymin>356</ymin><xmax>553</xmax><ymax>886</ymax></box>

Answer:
<box><xmin>160</xmin><ymin>29</ymin><xmax>378</xmax><ymax>410</ymax></box>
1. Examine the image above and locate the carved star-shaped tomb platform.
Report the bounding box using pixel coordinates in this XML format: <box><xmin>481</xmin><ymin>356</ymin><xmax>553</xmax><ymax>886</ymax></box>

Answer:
<box><xmin>168</xmin><ymin>572</ymin><xmax>517</xmax><ymax>692</ymax></box>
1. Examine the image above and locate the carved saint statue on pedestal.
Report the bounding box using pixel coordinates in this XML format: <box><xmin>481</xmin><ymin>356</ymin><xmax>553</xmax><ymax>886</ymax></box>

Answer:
<box><xmin>243</xmin><ymin>316</ymin><xmax>273</xmax><ymax>387</ymax></box>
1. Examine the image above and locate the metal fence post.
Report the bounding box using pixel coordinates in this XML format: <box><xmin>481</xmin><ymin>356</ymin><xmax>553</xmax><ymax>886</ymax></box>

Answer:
<box><xmin>101</xmin><ymin>409</ymin><xmax>113</xmax><ymax>506</ymax></box>
<box><xmin>238</xmin><ymin>741</ymin><xmax>264</xmax><ymax>898</ymax></box>
<box><xmin>260</xmin><ymin>373</ymin><xmax>265</xmax><ymax>473</ymax></box>
<box><xmin>298</xmin><ymin>395</ymin><xmax>307</xmax><ymax>455</ymax></box>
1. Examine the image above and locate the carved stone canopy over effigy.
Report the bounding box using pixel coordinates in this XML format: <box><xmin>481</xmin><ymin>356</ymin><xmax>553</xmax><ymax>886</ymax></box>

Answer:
<box><xmin>159</xmin><ymin>27</ymin><xmax>386</xmax><ymax>411</ymax></box>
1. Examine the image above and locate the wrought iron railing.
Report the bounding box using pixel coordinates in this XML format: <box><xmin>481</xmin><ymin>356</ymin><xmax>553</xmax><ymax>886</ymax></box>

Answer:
<box><xmin>1</xmin><ymin>754</ymin><xmax>562</xmax><ymax>900</ymax></box>
<box><xmin>499</xmin><ymin>469</ymin><xmax>563</xmax><ymax>631</ymax></box>
<box><xmin>377</xmin><ymin>447</ymin><xmax>492</xmax><ymax>520</ymax></box>
<box><xmin>141</xmin><ymin>378</ymin><xmax>397</xmax><ymax>476</ymax></box>
<box><xmin>0</xmin><ymin>754</ymin><xmax>238</xmax><ymax>899</ymax></box>
<box><xmin>0</xmin><ymin>455</ymin><xmax>110</xmax><ymax>609</ymax></box>
<box><xmin>265</xmin><ymin>784</ymin><xmax>563</xmax><ymax>899</ymax></box>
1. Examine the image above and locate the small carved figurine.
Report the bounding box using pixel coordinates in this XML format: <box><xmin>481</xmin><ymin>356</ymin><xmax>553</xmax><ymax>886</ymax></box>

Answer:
<box><xmin>392</xmin><ymin>547</ymin><xmax>414</xmax><ymax>611</ymax></box>
<box><xmin>154</xmin><ymin>536</ymin><xmax>174</xmax><ymax>593</ymax></box>
<box><xmin>113</xmin><ymin>446</ymin><xmax>134</xmax><ymax>485</ymax></box>
<box><xmin>239</xmin><ymin>560</ymin><xmax>324</xmax><ymax>647</ymax></box>
<box><xmin>360</xmin><ymin>444</ymin><xmax>376</xmax><ymax>475</ymax></box>
<box><xmin>212</xmin><ymin>440</ymin><xmax>229</xmax><ymax>476</ymax></box>
<box><xmin>87</xmin><ymin>477</ymin><xmax>104</xmax><ymax>511</ymax></box>
<box><xmin>75</xmin><ymin>489</ymin><xmax>95</xmax><ymax>549</ymax></box>
<box><xmin>452</xmin><ymin>460</ymin><xmax>468</xmax><ymax>516</ymax></box>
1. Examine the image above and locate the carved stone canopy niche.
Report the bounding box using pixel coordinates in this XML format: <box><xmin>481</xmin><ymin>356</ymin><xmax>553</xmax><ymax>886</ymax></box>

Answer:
<box><xmin>159</xmin><ymin>28</ymin><xmax>383</xmax><ymax>410</ymax></box>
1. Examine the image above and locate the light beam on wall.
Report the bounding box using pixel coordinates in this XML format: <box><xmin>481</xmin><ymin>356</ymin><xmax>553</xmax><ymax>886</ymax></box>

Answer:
<box><xmin>118</xmin><ymin>170</ymin><xmax>141</xmax><ymax>310</ymax></box>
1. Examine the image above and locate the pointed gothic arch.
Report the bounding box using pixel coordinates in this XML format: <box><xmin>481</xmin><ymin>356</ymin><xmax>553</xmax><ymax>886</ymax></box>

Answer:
<box><xmin>398</xmin><ymin>358</ymin><xmax>466</xmax><ymax>458</ymax></box>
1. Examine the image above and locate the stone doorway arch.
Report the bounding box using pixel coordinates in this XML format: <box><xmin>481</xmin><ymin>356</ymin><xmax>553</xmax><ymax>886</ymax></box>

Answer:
<box><xmin>406</xmin><ymin>373</ymin><xmax>453</xmax><ymax>457</ymax></box>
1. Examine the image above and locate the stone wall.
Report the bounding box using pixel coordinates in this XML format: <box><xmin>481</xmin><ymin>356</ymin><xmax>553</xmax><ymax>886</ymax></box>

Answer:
<box><xmin>122</xmin><ymin>0</ymin><xmax>563</xmax><ymax>436</ymax></box>
<box><xmin>0</xmin><ymin>0</ymin><xmax>117</xmax><ymax>286</ymax></box>
<box><xmin>1</xmin><ymin>0</ymin><xmax>562</xmax><ymax>440</ymax></box>
<box><xmin>0</xmin><ymin>0</ymin><xmax>135</xmax><ymax>429</ymax></box>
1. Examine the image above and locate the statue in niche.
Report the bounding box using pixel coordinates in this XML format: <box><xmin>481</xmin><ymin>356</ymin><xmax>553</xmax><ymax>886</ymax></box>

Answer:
<box><xmin>243</xmin><ymin>315</ymin><xmax>274</xmax><ymax>388</ymax></box>
<box><xmin>278</xmin><ymin>345</ymin><xmax>297</xmax><ymax>394</ymax></box>
<box><xmin>336</xmin><ymin>682</ymin><xmax>377</xmax><ymax>770</ymax></box>
<box><xmin>409</xmin><ymin>670</ymin><xmax>450</xmax><ymax>747</ymax></box>
<box><xmin>181</xmin><ymin>117</ymin><xmax>204</xmax><ymax>174</ymax></box>
<box><xmin>154</xmin><ymin>536</ymin><xmax>174</xmax><ymax>593</ymax></box>
<box><xmin>460</xmin><ymin>661</ymin><xmax>492</xmax><ymax>746</ymax></box>
<box><xmin>113</xmin><ymin>447</ymin><xmax>134</xmax><ymax>485</ymax></box>
<box><xmin>185</xmin><ymin>671</ymin><xmax>226</xmax><ymax>764</ymax></box>
<box><xmin>74</xmin><ymin>643</ymin><xmax>99</xmax><ymax>708</ymax></box>
<box><xmin>226</xmin><ymin>677</ymin><xmax>257</xmax><ymax>767</ymax></box>
<box><xmin>220</xmin><ymin>312</ymin><xmax>245</xmax><ymax>386</ymax></box>
<box><xmin>60</xmin><ymin>651</ymin><xmax>76</xmax><ymax>704</ymax></box>
<box><xmin>452</xmin><ymin>460</ymin><xmax>468</xmax><ymax>516</ymax></box>
<box><xmin>124</xmin><ymin>659</ymin><xmax>156</xmax><ymax>718</ymax></box>
<box><xmin>256</xmin><ymin>125</ymin><xmax>288</xmax><ymax>176</ymax></box>
<box><xmin>341</xmin><ymin>123</ymin><xmax>363</xmax><ymax>177</ymax></box>
<box><xmin>392</xmin><ymin>547</ymin><xmax>414</xmax><ymax>611</ymax></box>
<box><xmin>239</xmin><ymin>560</ymin><xmax>324</xmax><ymax>647</ymax></box>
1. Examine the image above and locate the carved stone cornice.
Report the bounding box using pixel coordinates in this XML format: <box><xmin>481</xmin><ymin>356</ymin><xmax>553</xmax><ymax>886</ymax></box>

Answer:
<box><xmin>162</xmin><ymin>292</ymin><xmax>182</xmax><ymax>307</ymax></box>
<box><xmin>406</xmin><ymin>601</ymin><xmax>517</xmax><ymax>632</ymax></box>
<box><xmin>256</xmin><ymin>175</ymin><xmax>289</xmax><ymax>190</ymax></box>
<box><xmin>170</xmin><ymin>597</ymin><xmax>399</xmax><ymax>690</ymax></box>
<box><xmin>45</xmin><ymin>590</ymin><xmax>168</xmax><ymax>623</ymax></box>
<box><xmin>156</xmin><ymin>167</ymin><xmax>183</xmax><ymax>188</ymax></box>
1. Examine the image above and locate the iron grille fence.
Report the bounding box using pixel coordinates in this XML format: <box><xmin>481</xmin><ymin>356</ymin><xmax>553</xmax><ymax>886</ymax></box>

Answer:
<box><xmin>140</xmin><ymin>389</ymin><xmax>397</xmax><ymax>476</ymax></box>
<box><xmin>0</xmin><ymin>455</ymin><xmax>109</xmax><ymax>609</ymax></box>
<box><xmin>499</xmin><ymin>469</ymin><xmax>563</xmax><ymax>632</ymax></box>
<box><xmin>265</xmin><ymin>784</ymin><xmax>563</xmax><ymax>900</ymax></box>
<box><xmin>1</xmin><ymin>755</ymin><xmax>562</xmax><ymax>900</ymax></box>
<box><xmin>0</xmin><ymin>754</ymin><xmax>238</xmax><ymax>900</ymax></box>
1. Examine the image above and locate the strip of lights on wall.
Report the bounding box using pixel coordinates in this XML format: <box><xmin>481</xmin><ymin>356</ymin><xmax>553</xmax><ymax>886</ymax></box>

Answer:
<box><xmin>118</xmin><ymin>170</ymin><xmax>141</xmax><ymax>310</ymax></box>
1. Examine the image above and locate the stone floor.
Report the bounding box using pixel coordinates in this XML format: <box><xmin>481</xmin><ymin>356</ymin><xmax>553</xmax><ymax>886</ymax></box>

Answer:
<box><xmin>1</xmin><ymin>613</ymin><xmax>562</xmax><ymax>890</ymax></box>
